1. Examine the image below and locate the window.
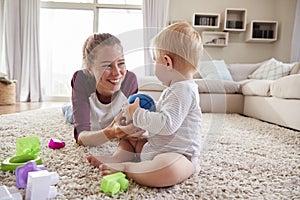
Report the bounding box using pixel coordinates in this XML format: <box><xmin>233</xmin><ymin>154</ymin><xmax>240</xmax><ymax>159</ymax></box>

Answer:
<box><xmin>98</xmin><ymin>8</ymin><xmax>144</xmax><ymax>76</ymax></box>
<box><xmin>97</xmin><ymin>0</ymin><xmax>141</xmax><ymax>4</ymax></box>
<box><xmin>40</xmin><ymin>0</ymin><xmax>143</xmax><ymax>100</ymax></box>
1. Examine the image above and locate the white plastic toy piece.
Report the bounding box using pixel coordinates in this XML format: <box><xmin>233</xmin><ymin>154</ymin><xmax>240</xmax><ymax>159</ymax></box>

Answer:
<box><xmin>25</xmin><ymin>170</ymin><xmax>59</xmax><ymax>200</ymax></box>
<box><xmin>0</xmin><ymin>185</ymin><xmax>22</xmax><ymax>200</ymax></box>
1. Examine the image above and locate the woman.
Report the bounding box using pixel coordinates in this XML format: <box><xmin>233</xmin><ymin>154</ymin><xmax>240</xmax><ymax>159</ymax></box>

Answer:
<box><xmin>71</xmin><ymin>33</ymin><xmax>139</xmax><ymax>146</ymax></box>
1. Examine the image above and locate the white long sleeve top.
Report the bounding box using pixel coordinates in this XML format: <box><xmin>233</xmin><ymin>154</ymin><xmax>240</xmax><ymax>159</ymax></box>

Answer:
<box><xmin>133</xmin><ymin>80</ymin><xmax>202</xmax><ymax>171</ymax></box>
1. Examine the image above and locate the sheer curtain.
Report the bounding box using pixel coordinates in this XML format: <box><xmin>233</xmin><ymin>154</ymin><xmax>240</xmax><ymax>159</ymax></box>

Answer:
<box><xmin>0</xmin><ymin>0</ymin><xmax>4</xmax><ymax>73</ymax></box>
<box><xmin>3</xmin><ymin>0</ymin><xmax>41</xmax><ymax>101</ymax></box>
<box><xmin>142</xmin><ymin>0</ymin><xmax>170</xmax><ymax>75</ymax></box>
<box><xmin>291</xmin><ymin>0</ymin><xmax>300</xmax><ymax>62</ymax></box>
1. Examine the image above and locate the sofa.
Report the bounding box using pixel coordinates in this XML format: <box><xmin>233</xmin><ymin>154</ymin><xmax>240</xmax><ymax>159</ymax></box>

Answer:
<box><xmin>137</xmin><ymin>58</ymin><xmax>300</xmax><ymax>131</ymax></box>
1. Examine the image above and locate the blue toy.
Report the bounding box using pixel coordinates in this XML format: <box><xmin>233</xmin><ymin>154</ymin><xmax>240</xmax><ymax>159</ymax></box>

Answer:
<box><xmin>128</xmin><ymin>93</ymin><xmax>156</xmax><ymax>112</ymax></box>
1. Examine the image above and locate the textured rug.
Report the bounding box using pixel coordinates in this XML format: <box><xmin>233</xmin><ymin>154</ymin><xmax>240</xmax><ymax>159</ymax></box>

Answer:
<box><xmin>0</xmin><ymin>108</ymin><xmax>299</xmax><ymax>199</ymax></box>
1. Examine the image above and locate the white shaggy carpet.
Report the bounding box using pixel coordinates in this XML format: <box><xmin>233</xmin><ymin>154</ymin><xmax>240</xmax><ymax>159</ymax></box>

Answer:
<box><xmin>0</xmin><ymin>108</ymin><xmax>299</xmax><ymax>199</ymax></box>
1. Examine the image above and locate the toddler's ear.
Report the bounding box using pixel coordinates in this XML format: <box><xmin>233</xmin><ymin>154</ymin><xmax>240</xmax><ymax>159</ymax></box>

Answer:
<box><xmin>164</xmin><ymin>55</ymin><xmax>173</xmax><ymax>70</ymax></box>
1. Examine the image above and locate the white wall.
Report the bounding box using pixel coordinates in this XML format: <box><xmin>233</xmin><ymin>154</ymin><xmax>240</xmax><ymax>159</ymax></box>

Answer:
<box><xmin>169</xmin><ymin>0</ymin><xmax>297</xmax><ymax>63</ymax></box>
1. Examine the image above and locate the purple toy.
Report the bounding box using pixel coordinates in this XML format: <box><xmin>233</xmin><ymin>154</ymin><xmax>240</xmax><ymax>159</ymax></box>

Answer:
<box><xmin>15</xmin><ymin>161</ymin><xmax>47</xmax><ymax>189</ymax></box>
<box><xmin>48</xmin><ymin>138</ymin><xmax>65</xmax><ymax>149</ymax></box>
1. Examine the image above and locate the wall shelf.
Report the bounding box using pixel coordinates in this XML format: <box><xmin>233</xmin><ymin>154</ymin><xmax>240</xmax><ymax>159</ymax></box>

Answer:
<box><xmin>202</xmin><ymin>31</ymin><xmax>229</xmax><ymax>47</ymax></box>
<box><xmin>223</xmin><ymin>8</ymin><xmax>247</xmax><ymax>31</ymax></box>
<box><xmin>246</xmin><ymin>20</ymin><xmax>278</xmax><ymax>42</ymax></box>
<box><xmin>193</xmin><ymin>13</ymin><xmax>220</xmax><ymax>29</ymax></box>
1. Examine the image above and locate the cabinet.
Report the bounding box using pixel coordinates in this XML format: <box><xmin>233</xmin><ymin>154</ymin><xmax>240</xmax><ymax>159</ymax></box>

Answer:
<box><xmin>202</xmin><ymin>31</ymin><xmax>228</xmax><ymax>47</ymax></box>
<box><xmin>246</xmin><ymin>20</ymin><xmax>278</xmax><ymax>42</ymax></box>
<box><xmin>223</xmin><ymin>8</ymin><xmax>247</xmax><ymax>31</ymax></box>
<box><xmin>193</xmin><ymin>13</ymin><xmax>220</xmax><ymax>29</ymax></box>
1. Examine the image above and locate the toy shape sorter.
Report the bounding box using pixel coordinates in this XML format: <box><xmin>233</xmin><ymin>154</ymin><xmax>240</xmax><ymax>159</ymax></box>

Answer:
<box><xmin>1</xmin><ymin>136</ymin><xmax>42</xmax><ymax>172</ymax></box>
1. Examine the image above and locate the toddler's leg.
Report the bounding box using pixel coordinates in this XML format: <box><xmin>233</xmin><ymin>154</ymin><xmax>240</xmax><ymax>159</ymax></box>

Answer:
<box><xmin>87</xmin><ymin>138</ymin><xmax>137</xmax><ymax>167</ymax></box>
<box><xmin>100</xmin><ymin>152</ymin><xmax>195</xmax><ymax>187</ymax></box>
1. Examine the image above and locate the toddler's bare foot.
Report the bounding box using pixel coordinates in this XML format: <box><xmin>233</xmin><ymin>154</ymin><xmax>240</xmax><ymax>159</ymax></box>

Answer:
<box><xmin>100</xmin><ymin>163</ymin><xmax>126</xmax><ymax>176</ymax></box>
<box><xmin>87</xmin><ymin>155</ymin><xmax>125</xmax><ymax>167</ymax></box>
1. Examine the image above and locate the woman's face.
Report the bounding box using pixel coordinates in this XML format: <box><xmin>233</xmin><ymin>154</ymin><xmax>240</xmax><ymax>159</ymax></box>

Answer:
<box><xmin>91</xmin><ymin>44</ymin><xmax>126</xmax><ymax>97</ymax></box>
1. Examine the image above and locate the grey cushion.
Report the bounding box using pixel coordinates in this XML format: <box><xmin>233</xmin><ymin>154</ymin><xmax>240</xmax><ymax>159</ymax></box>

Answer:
<box><xmin>194</xmin><ymin>79</ymin><xmax>240</xmax><ymax>94</ymax></box>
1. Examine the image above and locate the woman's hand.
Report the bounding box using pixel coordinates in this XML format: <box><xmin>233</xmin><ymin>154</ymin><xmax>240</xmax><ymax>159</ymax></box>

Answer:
<box><xmin>103</xmin><ymin>113</ymin><xmax>127</xmax><ymax>140</ymax></box>
<box><xmin>119</xmin><ymin>123</ymin><xmax>145</xmax><ymax>140</ymax></box>
<box><xmin>103</xmin><ymin>112</ymin><xmax>145</xmax><ymax>141</ymax></box>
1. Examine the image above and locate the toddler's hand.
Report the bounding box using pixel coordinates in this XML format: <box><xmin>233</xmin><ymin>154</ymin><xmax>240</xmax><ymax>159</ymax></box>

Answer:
<box><xmin>121</xmin><ymin>98</ymin><xmax>140</xmax><ymax>124</ymax></box>
<box><xmin>120</xmin><ymin>102</ymin><xmax>132</xmax><ymax>125</ymax></box>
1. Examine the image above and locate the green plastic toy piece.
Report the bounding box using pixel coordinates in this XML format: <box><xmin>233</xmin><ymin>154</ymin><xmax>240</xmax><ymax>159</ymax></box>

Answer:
<box><xmin>1</xmin><ymin>156</ymin><xmax>42</xmax><ymax>172</ymax></box>
<box><xmin>16</xmin><ymin>136</ymin><xmax>41</xmax><ymax>156</ymax></box>
<box><xmin>100</xmin><ymin>172</ymin><xmax>129</xmax><ymax>195</ymax></box>
<box><xmin>1</xmin><ymin>136</ymin><xmax>42</xmax><ymax>172</ymax></box>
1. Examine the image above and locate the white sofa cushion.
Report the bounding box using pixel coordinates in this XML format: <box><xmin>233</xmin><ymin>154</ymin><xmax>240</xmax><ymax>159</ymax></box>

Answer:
<box><xmin>198</xmin><ymin>60</ymin><xmax>233</xmax><ymax>81</ymax></box>
<box><xmin>241</xmin><ymin>80</ymin><xmax>273</xmax><ymax>97</ymax></box>
<box><xmin>195</xmin><ymin>79</ymin><xmax>240</xmax><ymax>94</ymax></box>
<box><xmin>138</xmin><ymin>76</ymin><xmax>166</xmax><ymax>91</ymax></box>
<box><xmin>227</xmin><ymin>63</ymin><xmax>261</xmax><ymax>81</ymax></box>
<box><xmin>248</xmin><ymin>58</ymin><xmax>294</xmax><ymax>80</ymax></box>
<box><xmin>138</xmin><ymin>76</ymin><xmax>240</xmax><ymax>94</ymax></box>
<box><xmin>270</xmin><ymin>74</ymin><xmax>300</xmax><ymax>99</ymax></box>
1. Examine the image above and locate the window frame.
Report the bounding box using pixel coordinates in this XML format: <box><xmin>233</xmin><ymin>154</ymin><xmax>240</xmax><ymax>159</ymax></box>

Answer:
<box><xmin>40</xmin><ymin>1</ymin><xmax>141</xmax><ymax>33</ymax></box>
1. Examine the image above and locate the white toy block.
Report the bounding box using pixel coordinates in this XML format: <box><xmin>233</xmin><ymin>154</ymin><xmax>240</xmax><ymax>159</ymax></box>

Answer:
<box><xmin>0</xmin><ymin>185</ymin><xmax>12</xmax><ymax>200</ymax></box>
<box><xmin>0</xmin><ymin>185</ymin><xmax>22</xmax><ymax>200</ymax></box>
<box><xmin>25</xmin><ymin>170</ymin><xmax>59</xmax><ymax>200</ymax></box>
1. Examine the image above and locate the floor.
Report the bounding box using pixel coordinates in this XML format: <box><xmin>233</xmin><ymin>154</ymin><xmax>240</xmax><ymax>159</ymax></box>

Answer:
<box><xmin>0</xmin><ymin>102</ymin><xmax>68</xmax><ymax>115</ymax></box>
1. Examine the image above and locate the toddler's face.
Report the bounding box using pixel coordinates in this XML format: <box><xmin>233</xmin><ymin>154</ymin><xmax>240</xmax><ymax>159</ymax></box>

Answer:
<box><xmin>154</xmin><ymin>57</ymin><xmax>172</xmax><ymax>86</ymax></box>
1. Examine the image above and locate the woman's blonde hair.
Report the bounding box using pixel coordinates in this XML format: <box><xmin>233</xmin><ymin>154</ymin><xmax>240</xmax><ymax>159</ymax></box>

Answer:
<box><xmin>151</xmin><ymin>22</ymin><xmax>203</xmax><ymax>71</ymax></box>
<box><xmin>81</xmin><ymin>33</ymin><xmax>122</xmax><ymax>78</ymax></box>
<box><xmin>83</xmin><ymin>33</ymin><xmax>122</xmax><ymax>66</ymax></box>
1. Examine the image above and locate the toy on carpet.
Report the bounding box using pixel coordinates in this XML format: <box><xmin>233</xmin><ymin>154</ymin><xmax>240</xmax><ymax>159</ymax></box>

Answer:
<box><xmin>120</xmin><ymin>93</ymin><xmax>156</xmax><ymax>125</ymax></box>
<box><xmin>1</xmin><ymin>136</ymin><xmax>42</xmax><ymax>172</ymax></box>
<box><xmin>128</xmin><ymin>93</ymin><xmax>156</xmax><ymax>112</ymax></box>
<box><xmin>100</xmin><ymin>172</ymin><xmax>129</xmax><ymax>195</ymax></box>
<box><xmin>15</xmin><ymin>161</ymin><xmax>47</xmax><ymax>189</ymax></box>
<box><xmin>0</xmin><ymin>185</ymin><xmax>22</xmax><ymax>200</ymax></box>
<box><xmin>48</xmin><ymin>138</ymin><xmax>65</xmax><ymax>149</ymax></box>
<box><xmin>25</xmin><ymin>170</ymin><xmax>59</xmax><ymax>200</ymax></box>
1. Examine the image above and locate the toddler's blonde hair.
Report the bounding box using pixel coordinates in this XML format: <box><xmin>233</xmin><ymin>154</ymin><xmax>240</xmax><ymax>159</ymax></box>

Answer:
<box><xmin>151</xmin><ymin>22</ymin><xmax>203</xmax><ymax>72</ymax></box>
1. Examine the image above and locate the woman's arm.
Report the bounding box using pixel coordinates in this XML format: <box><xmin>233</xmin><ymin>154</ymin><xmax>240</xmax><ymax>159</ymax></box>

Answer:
<box><xmin>77</xmin><ymin>129</ymin><xmax>110</xmax><ymax>146</ymax></box>
<box><xmin>71</xmin><ymin>70</ymin><xmax>95</xmax><ymax>143</ymax></box>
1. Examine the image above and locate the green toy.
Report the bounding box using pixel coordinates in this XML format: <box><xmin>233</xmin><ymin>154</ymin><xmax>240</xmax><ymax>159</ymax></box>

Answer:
<box><xmin>1</xmin><ymin>136</ymin><xmax>42</xmax><ymax>172</ymax></box>
<box><xmin>100</xmin><ymin>172</ymin><xmax>129</xmax><ymax>195</ymax></box>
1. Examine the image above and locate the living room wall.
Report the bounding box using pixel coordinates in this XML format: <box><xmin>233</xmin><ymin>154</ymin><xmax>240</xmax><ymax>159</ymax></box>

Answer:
<box><xmin>169</xmin><ymin>0</ymin><xmax>297</xmax><ymax>64</ymax></box>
